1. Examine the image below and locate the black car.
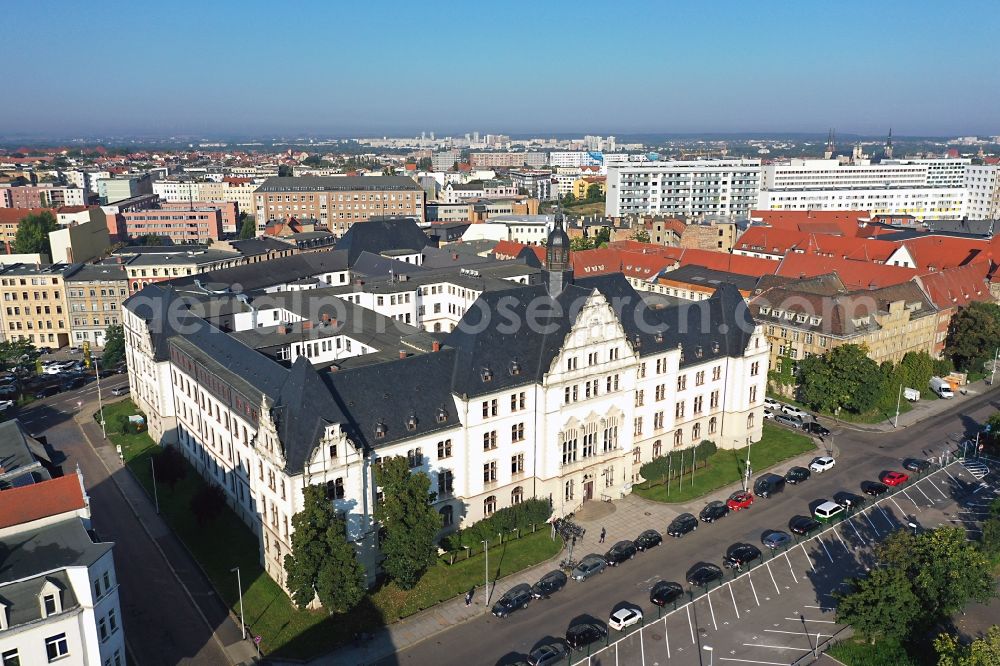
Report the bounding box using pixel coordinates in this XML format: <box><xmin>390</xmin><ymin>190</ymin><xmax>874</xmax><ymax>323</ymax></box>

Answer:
<box><xmin>903</xmin><ymin>458</ymin><xmax>931</xmax><ymax>473</ymax></box>
<box><xmin>62</xmin><ymin>376</ymin><xmax>86</xmax><ymax>390</ymax></box>
<box><xmin>833</xmin><ymin>491</ymin><xmax>865</xmax><ymax>511</ymax></box>
<box><xmin>754</xmin><ymin>473</ymin><xmax>786</xmax><ymax>498</ymax></box>
<box><xmin>531</xmin><ymin>570</ymin><xmax>567</xmax><ymax>599</ymax></box>
<box><xmin>862</xmin><ymin>480</ymin><xmax>889</xmax><ymax>496</ymax></box>
<box><xmin>491</xmin><ymin>583</ymin><xmax>532</xmax><ymax>618</ymax></box>
<box><xmin>565</xmin><ymin>622</ymin><xmax>607</xmax><ymax>650</ymax></box>
<box><xmin>699</xmin><ymin>500</ymin><xmax>729</xmax><ymax>523</ymax></box>
<box><xmin>723</xmin><ymin>543</ymin><xmax>762</xmax><ymax>569</ymax></box>
<box><xmin>789</xmin><ymin>515</ymin><xmax>821</xmax><ymax>535</ymax></box>
<box><xmin>604</xmin><ymin>540</ymin><xmax>638</xmax><ymax>566</ymax></box>
<box><xmin>34</xmin><ymin>385</ymin><xmax>59</xmax><ymax>399</ymax></box>
<box><xmin>784</xmin><ymin>466</ymin><xmax>811</xmax><ymax>484</ymax></box>
<box><xmin>635</xmin><ymin>529</ymin><xmax>662</xmax><ymax>551</ymax></box>
<box><xmin>0</xmin><ymin>386</ymin><xmax>17</xmax><ymax>399</ymax></box>
<box><xmin>667</xmin><ymin>513</ymin><xmax>699</xmax><ymax>537</ymax></box>
<box><xmin>649</xmin><ymin>580</ymin><xmax>684</xmax><ymax>606</ymax></box>
<box><xmin>528</xmin><ymin>644</ymin><xmax>569</xmax><ymax>666</ymax></box>
<box><xmin>686</xmin><ymin>563</ymin><xmax>723</xmax><ymax>587</ymax></box>
<box><xmin>802</xmin><ymin>421</ymin><xmax>831</xmax><ymax>437</ymax></box>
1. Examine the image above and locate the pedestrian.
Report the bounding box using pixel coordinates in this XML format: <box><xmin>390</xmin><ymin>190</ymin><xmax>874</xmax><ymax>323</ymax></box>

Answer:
<box><xmin>599</xmin><ymin>527</ymin><xmax>606</xmax><ymax>543</ymax></box>
<box><xmin>465</xmin><ymin>587</ymin><xmax>474</xmax><ymax>606</ymax></box>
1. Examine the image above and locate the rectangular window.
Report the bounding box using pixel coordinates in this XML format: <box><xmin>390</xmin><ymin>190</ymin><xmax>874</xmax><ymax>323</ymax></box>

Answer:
<box><xmin>1</xmin><ymin>650</ymin><xmax>19</xmax><ymax>666</ymax></box>
<box><xmin>437</xmin><ymin>439</ymin><xmax>452</xmax><ymax>459</ymax></box>
<box><xmin>710</xmin><ymin>390</ymin><xmax>719</xmax><ymax>409</ymax></box>
<box><xmin>712</xmin><ymin>365</ymin><xmax>721</xmax><ymax>381</ymax></box>
<box><xmin>45</xmin><ymin>634</ymin><xmax>68</xmax><ymax>662</ymax></box>
<box><xmin>483</xmin><ymin>461</ymin><xmax>497</xmax><ymax>483</ymax></box>
<box><xmin>750</xmin><ymin>361</ymin><xmax>760</xmax><ymax>376</ymax></box>
<box><xmin>43</xmin><ymin>594</ymin><xmax>57</xmax><ymax>616</ymax></box>
<box><xmin>511</xmin><ymin>422</ymin><xmax>525</xmax><ymax>442</ymax></box>
<box><xmin>561</xmin><ymin>437</ymin><xmax>577</xmax><ymax>465</ymax></box>
<box><xmin>634</xmin><ymin>416</ymin><xmax>643</xmax><ymax>436</ymax></box>
<box><xmin>483</xmin><ymin>430</ymin><xmax>497</xmax><ymax>450</ymax></box>
<box><xmin>677</xmin><ymin>375</ymin><xmax>687</xmax><ymax>391</ymax></box>
<box><xmin>675</xmin><ymin>401</ymin><xmax>685</xmax><ymax>418</ymax></box>
<box><xmin>512</xmin><ymin>453</ymin><xmax>524</xmax><ymax>474</ymax></box>
<box><xmin>694</xmin><ymin>396</ymin><xmax>703</xmax><ymax>413</ymax></box>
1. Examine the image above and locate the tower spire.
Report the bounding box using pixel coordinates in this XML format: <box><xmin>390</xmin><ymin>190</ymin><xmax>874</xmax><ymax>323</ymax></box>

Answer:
<box><xmin>884</xmin><ymin>128</ymin><xmax>894</xmax><ymax>160</ymax></box>
<box><xmin>823</xmin><ymin>129</ymin><xmax>835</xmax><ymax>160</ymax></box>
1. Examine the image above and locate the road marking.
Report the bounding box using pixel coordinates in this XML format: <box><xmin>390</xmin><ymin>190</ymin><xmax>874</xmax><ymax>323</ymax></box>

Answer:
<box><xmin>686</xmin><ymin>604</ymin><xmax>695</xmax><ymax>644</ymax></box>
<box><xmin>640</xmin><ymin>621</ymin><xmax>646</xmax><ymax>666</ymax></box>
<box><xmin>818</xmin><ymin>538</ymin><xmax>833</xmax><ymax>563</ymax></box>
<box><xmin>847</xmin><ymin>518</ymin><xmax>866</xmax><ymax>545</ymax></box>
<box><xmin>901</xmin><ymin>489</ymin><xmax>921</xmax><ymax>509</ymax></box>
<box><xmin>803</xmin><ymin>606</ymin><xmax>833</xmax><ymax>611</ymax></box>
<box><xmin>707</xmin><ymin>587</ymin><xmax>718</xmax><ymax>631</ymax></box>
<box><xmin>786</xmin><ymin>617</ymin><xmax>836</xmax><ymax>623</ymax></box>
<box><xmin>877</xmin><ymin>503</ymin><xmax>894</xmax><ymax>528</ymax></box>
<box><xmin>742</xmin><ymin>644</ymin><xmax>812</xmax><ymax>652</ymax></box>
<box><xmin>862</xmin><ymin>511</ymin><xmax>880</xmax><ymax>535</ymax></box>
<box><xmin>765</xmin><ymin>629</ymin><xmax>828</xmax><ymax>638</ymax></box>
<box><xmin>728</xmin><ymin>581</ymin><xmax>740</xmax><ymax>619</ymax></box>
<box><xmin>943</xmin><ymin>468</ymin><xmax>960</xmax><ymax>483</ymax></box>
<box><xmin>914</xmin><ymin>484</ymin><xmax>935</xmax><ymax>505</ymax></box>
<box><xmin>718</xmin><ymin>658</ymin><xmax>790</xmax><ymax>665</ymax></box>
<box><xmin>889</xmin><ymin>496</ymin><xmax>908</xmax><ymax>517</ymax></box>
<box><xmin>746</xmin><ymin>568</ymin><xmax>761</xmax><ymax>606</ymax></box>
<box><xmin>928</xmin><ymin>479</ymin><xmax>949</xmax><ymax>499</ymax></box>
<box><xmin>664</xmin><ymin>617</ymin><xmax>671</xmax><ymax>659</ymax></box>
<box><xmin>764</xmin><ymin>560</ymin><xmax>781</xmax><ymax>595</ymax></box>
<box><xmin>783</xmin><ymin>551</ymin><xmax>799</xmax><ymax>583</ymax></box>
<box><xmin>832</xmin><ymin>528</ymin><xmax>849</xmax><ymax>551</ymax></box>
<box><xmin>799</xmin><ymin>543</ymin><xmax>816</xmax><ymax>571</ymax></box>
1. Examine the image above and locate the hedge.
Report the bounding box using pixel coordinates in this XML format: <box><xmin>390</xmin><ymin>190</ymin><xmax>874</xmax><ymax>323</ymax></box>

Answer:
<box><xmin>639</xmin><ymin>440</ymin><xmax>718</xmax><ymax>483</ymax></box>
<box><xmin>441</xmin><ymin>498</ymin><xmax>552</xmax><ymax>552</ymax></box>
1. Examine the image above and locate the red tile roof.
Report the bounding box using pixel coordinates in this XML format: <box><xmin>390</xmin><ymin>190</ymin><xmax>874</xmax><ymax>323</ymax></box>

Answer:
<box><xmin>735</xmin><ymin>227</ymin><xmax>900</xmax><ymax>262</ymax></box>
<box><xmin>0</xmin><ymin>474</ymin><xmax>86</xmax><ymax>529</ymax></box>
<box><xmin>677</xmin><ymin>248</ymin><xmax>779</xmax><ymax>275</ymax></box>
<box><xmin>0</xmin><ymin>208</ymin><xmax>47</xmax><ymax>224</ymax></box>
<box><xmin>915</xmin><ymin>262</ymin><xmax>991</xmax><ymax>310</ymax></box>
<box><xmin>901</xmin><ymin>235</ymin><xmax>992</xmax><ymax>272</ymax></box>
<box><xmin>774</xmin><ymin>252</ymin><xmax>917</xmax><ymax>290</ymax></box>
<box><xmin>749</xmin><ymin>210</ymin><xmax>870</xmax><ymax>236</ymax></box>
<box><xmin>619</xmin><ymin>251</ymin><xmax>677</xmax><ymax>280</ymax></box>
<box><xmin>571</xmin><ymin>248</ymin><xmax>621</xmax><ymax>276</ymax></box>
<box><xmin>492</xmin><ymin>240</ymin><xmax>545</xmax><ymax>263</ymax></box>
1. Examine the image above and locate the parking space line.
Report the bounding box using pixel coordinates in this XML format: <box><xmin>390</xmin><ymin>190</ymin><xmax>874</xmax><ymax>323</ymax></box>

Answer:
<box><xmin>728</xmin><ymin>581</ymin><xmax>740</xmax><ymax>619</ymax></box>
<box><xmin>742</xmin><ymin>644</ymin><xmax>812</xmax><ymax>651</ymax></box>
<box><xmin>846</xmin><ymin>518</ymin><xmax>866</xmax><ymax>545</ymax></box>
<box><xmin>718</xmin><ymin>658</ymin><xmax>790</xmax><ymax>665</ymax></box>
<box><xmin>877</xmin><ymin>503</ymin><xmax>894</xmax><ymax>527</ymax></box>
<box><xmin>803</xmin><ymin>606</ymin><xmax>834</xmax><ymax>611</ymax></box>
<box><xmin>640</xmin><ymin>623</ymin><xmax>646</xmax><ymax>666</ymax></box>
<box><xmin>799</xmin><ymin>542</ymin><xmax>816</xmax><ymax>571</ymax></box>
<box><xmin>901</xmin><ymin>489</ymin><xmax>921</xmax><ymax>509</ymax></box>
<box><xmin>862</xmin><ymin>511</ymin><xmax>881</xmax><ymax>535</ymax></box>
<box><xmin>832</xmin><ymin>527</ymin><xmax>850</xmax><ymax>551</ymax></box>
<box><xmin>686</xmin><ymin>604</ymin><xmax>695</xmax><ymax>644</ymax></box>
<box><xmin>746</xmin><ymin>568</ymin><xmax>761</xmax><ymax>606</ymax></box>
<box><xmin>943</xmin><ymin>468</ymin><xmax>960</xmax><ymax>483</ymax></box>
<box><xmin>763</xmin><ymin>560</ymin><xmax>781</xmax><ymax>595</ymax></box>
<box><xmin>786</xmin><ymin>617</ymin><xmax>836</xmax><ymax>623</ymax></box>
<box><xmin>889</xmin><ymin>496</ymin><xmax>908</xmax><ymax>516</ymax></box>
<box><xmin>819</xmin><ymin>538</ymin><xmax>833</xmax><ymax>562</ymax></box>
<box><xmin>914</xmin><ymin>483</ymin><xmax>935</xmax><ymax>504</ymax></box>
<box><xmin>783</xmin><ymin>550</ymin><xmax>799</xmax><ymax>583</ymax></box>
<box><xmin>707</xmin><ymin>588</ymin><xmax>718</xmax><ymax>631</ymax></box>
<box><xmin>765</xmin><ymin>629</ymin><xmax>828</xmax><ymax>637</ymax></box>
<box><xmin>664</xmin><ymin>617</ymin><xmax>670</xmax><ymax>659</ymax></box>
<box><xmin>928</xmin><ymin>479</ymin><xmax>950</xmax><ymax>499</ymax></box>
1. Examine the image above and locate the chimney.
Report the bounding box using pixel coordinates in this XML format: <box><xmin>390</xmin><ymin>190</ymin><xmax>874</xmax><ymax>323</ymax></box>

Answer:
<box><xmin>399</xmin><ymin>350</ymin><xmax>407</xmax><ymax>359</ymax></box>
<box><xmin>302</xmin><ymin>321</ymin><xmax>313</xmax><ymax>330</ymax></box>
<box><xmin>277</xmin><ymin>325</ymin><xmax>287</xmax><ymax>335</ymax></box>
<box><xmin>432</xmin><ymin>341</ymin><xmax>441</xmax><ymax>352</ymax></box>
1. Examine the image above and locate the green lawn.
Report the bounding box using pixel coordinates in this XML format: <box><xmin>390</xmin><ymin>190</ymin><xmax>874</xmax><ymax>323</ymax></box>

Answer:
<box><xmin>98</xmin><ymin>402</ymin><xmax>561</xmax><ymax>659</ymax></box>
<box><xmin>633</xmin><ymin>422</ymin><xmax>816</xmax><ymax>503</ymax></box>
<box><xmin>766</xmin><ymin>391</ymin><xmax>914</xmax><ymax>424</ymax></box>
<box><xmin>828</xmin><ymin>637</ymin><xmax>919</xmax><ymax>666</ymax></box>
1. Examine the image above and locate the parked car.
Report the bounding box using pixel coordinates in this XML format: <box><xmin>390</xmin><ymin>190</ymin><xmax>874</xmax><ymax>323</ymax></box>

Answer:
<box><xmin>572</xmin><ymin>554</ymin><xmax>607</xmax><ymax>582</ymax></box>
<box><xmin>833</xmin><ymin>491</ymin><xmax>865</xmax><ymax>511</ymax></box>
<box><xmin>0</xmin><ymin>385</ymin><xmax>18</xmax><ymax>399</ymax></box>
<box><xmin>608</xmin><ymin>607</ymin><xmax>643</xmax><ymax>631</ymax></box>
<box><xmin>699</xmin><ymin>500</ymin><xmax>729</xmax><ymax>523</ymax></box>
<box><xmin>111</xmin><ymin>385</ymin><xmax>130</xmax><ymax>396</ymax></box>
<box><xmin>723</xmin><ymin>543</ymin><xmax>762</xmax><ymax>569</ymax></box>
<box><xmin>929</xmin><ymin>376</ymin><xmax>955</xmax><ymax>399</ymax></box>
<box><xmin>649</xmin><ymin>580</ymin><xmax>684</xmax><ymax>607</ymax></box>
<box><xmin>761</xmin><ymin>530</ymin><xmax>792</xmax><ymax>550</ymax></box>
<box><xmin>726</xmin><ymin>490</ymin><xmax>754</xmax><ymax>511</ymax></box>
<box><xmin>789</xmin><ymin>515</ymin><xmax>821</xmax><ymax>535</ymax></box>
<box><xmin>686</xmin><ymin>563</ymin><xmax>723</xmax><ymax>587</ymax></box>
<box><xmin>780</xmin><ymin>404</ymin><xmax>811</xmax><ymax>420</ymax></box>
<box><xmin>667</xmin><ymin>513</ymin><xmax>699</xmax><ymax>537</ymax></box>
<box><xmin>604</xmin><ymin>540</ymin><xmax>638</xmax><ymax>566</ymax></box>
<box><xmin>565</xmin><ymin>622</ymin><xmax>607</xmax><ymax>650</ymax></box>
<box><xmin>491</xmin><ymin>583</ymin><xmax>532</xmax><ymax>618</ymax></box>
<box><xmin>809</xmin><ymin>456</ymin><xmax>836</xmax><ymax>473</ymax></box>
<box><xmin>880</xmin><ymin>471</ymin><xmax>909</xmax><ymax>487</ymax></box>
<box><xmin>62</xmin><ymin>376</ymin><xmax>86</xmax><ymax>390</ymax></box>
<box><xmin>528</xmin><ymin>644</ymin><xmax>568</xmax><ymax>666</ymax></box>
<box><xmin>802</xmin><ymin>421</ymin><xmax>831</xmax><ymax>437</ymax></box>
<box><xmin>0</xmin><ymin>399</ymin><xmax>13</xmax><ymax>412</ymax></box>
<box><xmin>37</xmin><ymin>346</ymin><xmax>51</xmax><ymax>355</ymax></box>
<box><xmin>784</xmin><ymin>466</ymin><xmax>811</xmax><ymax>484</ymax></box>
<box><xmin>634</xmin><ymin>529</ymin><xmax>662</xmax><ymax>552</ymax></box>
<box><xmin>862</xmin><ymin>480</ymin><xmax>890</xmax><ymax>496</ymax></box>
<box><xmin>531</xmin><ymin>570</ymin><xmax>567</xmax><ymax>599</ymax></box>
<box><xmin>813</xmin><ymin>501</ymin><xmax>845</xmax><ymax>523</ymax></box>
<box><xmin>68</xmin><ymin>346</ymin><xmax>82</xmax><ymax>354</ymax></box>
<box><xmin>754</xmin><ymin>473</ymin><xmax>786</xmax><ymax>498</ymax></box>
<box><xmin>903</xmin><ymin>458</ymin><xmax>931</xmax><ymax>473</ymax></box>
<box><xmin>34</xmin><ymin>385</ymin><xmax>59</xmax><ymax>399</ymax></box>
<box><xmin>774</xmin><ymin>413</ymin><xmax>804</xmax><ymax>429</ymax></box>
<box><xmin>764</xmin><ymin>397</ymin><xmax>781</xmax><ymax>411</ymax></box>
<box><xmin>763</xmin><ymin>408</ymin><xmax>775</xmax><ymax>420</ymax></box>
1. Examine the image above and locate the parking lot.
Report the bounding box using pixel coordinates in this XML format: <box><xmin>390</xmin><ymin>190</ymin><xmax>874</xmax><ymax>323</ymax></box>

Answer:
<box><xmin>571</xmin><ymin>459</ymin><xmax>995</xmax><ymax>666</ymax></box>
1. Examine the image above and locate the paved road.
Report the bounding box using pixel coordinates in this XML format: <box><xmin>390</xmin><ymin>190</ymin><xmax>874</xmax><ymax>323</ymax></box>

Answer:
<box><xmin>16</xmin><ymin>385</ymin><xmax>233</xmax><ymax>666</ymax></box>
<box><xmin>390</xmin><ymin>389</ymin><xmax>1000</xmax><ymax>666</ymax></box>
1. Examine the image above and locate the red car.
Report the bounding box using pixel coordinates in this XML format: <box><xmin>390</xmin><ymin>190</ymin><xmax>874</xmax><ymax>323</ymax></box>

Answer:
<box><xmin>880</xmin><ymin>471</ymin><xmax>909</xmax><ymax>487</ymax></box>
<box><xmin>727</xmin><ymin>491</ymin><xmax>755</xmax><ymax>511</ymax></box>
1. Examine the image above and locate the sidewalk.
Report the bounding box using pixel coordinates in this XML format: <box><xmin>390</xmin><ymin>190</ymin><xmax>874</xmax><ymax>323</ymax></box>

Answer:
<box><xmin>74</xmin><ymin>404</ymin><xmax>260</xmax><ymax>666</ymax></box>
<box><xmin>820</xmin><ymin>377</ymin><xmax>1000</xmax><ymax>433</ymax></box>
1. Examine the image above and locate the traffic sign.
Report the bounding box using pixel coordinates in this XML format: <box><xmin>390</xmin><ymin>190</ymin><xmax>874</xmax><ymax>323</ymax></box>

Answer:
<box><xmin>254</xmin><ymin>636</ymin><xmax>261</xmax><ymax>645</ymax></box>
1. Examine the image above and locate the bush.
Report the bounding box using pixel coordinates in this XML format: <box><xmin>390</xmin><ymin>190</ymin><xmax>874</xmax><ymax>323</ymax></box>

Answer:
<box><xmin>154</xmin><ymin>445</ymin><xmax>187</xmax><ymax>489</ymax></box>
<box><xmin>639</xmin><ymin>440</ymin><xmax>717</xmax><ymax>484</ymax></box>
<box><xmin>441</xmin><ymin>498</ymin><xmax>551</xmax><ymax>552</ymax></box>
<box><xmin>190</xmin><ymin>484</ymin><xmax>227</xmax><ymax>526</ymax></box>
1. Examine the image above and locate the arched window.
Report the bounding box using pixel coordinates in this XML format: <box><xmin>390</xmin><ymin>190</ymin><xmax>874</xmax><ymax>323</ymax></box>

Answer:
<box><xmin>484</xmin><ymin>495</ymin><xmax>497</xmax><ymax>517</ymax></box>
<box><xmin>692</xmin><ymin>423</ymin><xmax>701</xmax><ymax>441</ymax></box>
<box><xmin>709</xmin><ymin>417</ymin><xmax>717</xmax><ymax>434</ymax></box>
<box><xmin>439</xmin><ymin>505</ymin><xmax>453</xmax><ymax>527</ymax></box>
<box><xmin>747</xmin><ymin>413</ymin><xmax>755</xmax><ymax>429</ymax></box>
<box><xmin>511</xmin><ymin>486</ymin><xmax>524</xmax><ymax>505</ymax></box>
<box><xmin>433</xmin><ymin>323</ymin><xmax>442</xmax><ymax>332</ymax></box>
<box><xmin>652</xmin><ymin>440</ymin><xmax>662</xmax><ymax>457</ymax></box>
<box><xmin>673</xmin><ymin>429</ymin><xmax>683</xmax><ymax>447</ymax></box>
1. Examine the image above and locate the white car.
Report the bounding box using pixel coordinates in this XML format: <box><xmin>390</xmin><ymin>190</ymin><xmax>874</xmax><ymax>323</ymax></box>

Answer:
<box><xmin>0</xmin><ymin>400</ymin><xmax>13</xmax><ymax>412</ymax></box>
<box><xmin>608</xmin><ymin>607</ymin><xmax>643</xmax><ymax>631</ymax></box>
<box><xmin>764</xmin><ymin>397</ymin><xmax>781</xmax><ymax>411</ymax></box>
<box><xmin>809</xmin><ymin>456</ymin><xmax>836</xmax><ymax>473</ymax></box>
<box><xmin>780</xmin><ymin>404</ymin><xmax>811</xmax><ymax>420</ymax></box>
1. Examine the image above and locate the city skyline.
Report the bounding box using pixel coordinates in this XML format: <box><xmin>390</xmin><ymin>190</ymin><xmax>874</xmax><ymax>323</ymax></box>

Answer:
<box><xmin>2</xmin><ymin>0</ymin><xmax>998</xmax><ymax>137</ymax></box>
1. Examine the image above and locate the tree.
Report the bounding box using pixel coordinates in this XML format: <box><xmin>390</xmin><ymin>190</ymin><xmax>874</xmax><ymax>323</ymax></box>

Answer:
<box><xmin>570</xmin><ymin>236</ymin><xmax>595</xmax><ymax>252</ymax></box>
<box><xmin>797</xmin><ymin>344</ymin><xmax>882</xmax><ymax>414</ymax></box>
<box><xmin>154</xmin><ymin>445</ymin><xmax>187</xmax><ymax>489</ymax></box>
<box><xmin>834</xmin><ymin>566</ymin><xmax>921</xmax><ymax>643</ymax></box>
<box><xmin>594</xmin><ymin>227</ymin><xmax>611</xmax><ymax>247</ymax></box>
<box><xmin>585</xmin><ymin>183</ymin><xmax>605</xmax><ymax>202</ymax></box>
<box><xmin>374</xmin><ymin>456</ymin><xmax>439</xmax><ymax>589</ymax></box>
<box><xmin>278</xmin><ymin>164</ymin><xmax>293</xmax><ymax>177</ymax></box>
<box><xmin>13</xmin><ymin>211</ymin><xmax>59</xmax><ymax>256</ymax></box>
<box><xmin>945</xmin><ymin>302</ymin><xmax>1000</xmax><ymax>372</ymax></box>
<box><xmin>561</xmin><ymin>193</ymin><xmax>577</xmax><ymax>207</ymax></box>
<box><xmin>300</xmin><ymin>154</ymin><xmax>327</xmax><ymax>167</ymax></box>
<box><xmin>935</xmin><ymin>626</ymin><xmax>1000</xmax><ymax>666</ymax></box>
<box><xmin>630</xmin><ymin>229</ymin><xmax>651</xmax><ymax>243</ymax></box>
<box><xmin>284</xmin><ymin>485</ymin><xmax>366</xmax><ymax>612</ymax></box>
<box><xmin>190</xmin><ymin>484</ymin><xmax>226</xmax><ymax>526</ymax></box>
<box><xmin>131</xmin><ymin>234</ymin><xmax>168</xmax><ymax>246</ymax></box>
<box><xmin>0</xmin><ymin>338</ymin><xmax>36</xmax><ymax>370</ymax></box>
<box><xmin>879</xmin><ymin>527</ymin><xmax>994</xmax><ymax>622</ymax></box>
<box><xmin>898</xmin><ymin>351</ymin><xmax>936</xmax><ymax>393</ymax></box>
<box><xmin>237</xmin><ymin>213</ymin><xmax>257</xmax><ymax>240</ymax></box>
<box><xmin>101</xmin><ymin>325</ymin><xmax>125</xmax><ymax>367</ymax></box>
<box><xmin>417</xmin><ymin>157</ymin><xmax>432</xmax><ymax>171</ymax></box>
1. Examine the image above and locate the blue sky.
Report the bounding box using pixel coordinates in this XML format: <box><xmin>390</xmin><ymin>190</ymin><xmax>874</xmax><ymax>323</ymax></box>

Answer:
<box><xmin>1</xmin><ymin>0</ymin><xmax>997</xmax><ymax>137</ymax></box>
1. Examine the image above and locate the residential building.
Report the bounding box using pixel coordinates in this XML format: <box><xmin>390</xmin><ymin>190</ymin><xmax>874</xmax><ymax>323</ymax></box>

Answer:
<box><xmin>572</xmin><ymin>176</ymin><xmax>607</xmax><ymax>200</ymax></box>
<box><xmin>152</xmin><ymin>179</ymin><xmax>259</xmax><ymax>221</ymax></box>
<box><xmin>96</xmin><ymin>175</ymin><xmax>152</xmax><ymax>205</ymax></box>
<box><xmin>0</xmin><ymin>184</ymin><xmax>85</xmax><ymax>208</ymax></box>
<box><xmin>120</xmin><ymin>248</ymin><xmax>244</xmax><ymax>293</ymax></box>
<box><xmin>679</xmin><ymin>219</ymin><xmax>739</xmax><ymax>252</ymax></box>
<box><xmin>0</xmin><ymin>263</ymin><xmax>74</xmax><ymax>349</ymax></box>
<box><xmin>965</xmin><ymin>164</ymin><xmax>1000</xmax><ymax>220</ymax></box>
<box><xmin>253</xmin><ymin>176</ymin><xmax>425</xmax><ymax>235</ymax></box>
<box><xmin>656</xmin><ymin>264</ymin><xmax>760</xmax><ymax>301</ymax></box>
<box><xmin>549</xmin><ymin>152</ymin><xmax>602</xmax><ymax>169</ymax></box>
<box><xmin>122</xmin><ymin>216</ymin><xmax>768</xmax><ymax>596</ymax></box>
<box><xmin>510</xmin><ymin>171</ymin><xmax>553</xmax><ymax>200</ymax></box>
<box><xmin>468</xmin><ymin>152</ymin><xmax>548</xmax><ymax>169</ymax></box>
<box><xmin>49</xmin><ymin>219</ymin><xmax>111</xmax><ymax>264</ymax></box>
<box><xmin>120</xmin><ymin>206</ymin><xmax>223</xmax><ymax>243</ymax></box>
<box><xmin>606</xmin><ymin>159</ymin><xmax>762</xmax><ymax>218</ymax></box>
<box><xmin>65</xmin><ymin>264</ymin><xmax>129</xmax><ymax>347</ymax></box>
<box><xmin>431</xmin><ymin>150</ymin><xmax>462</xmax><ymax>172</ymax></box>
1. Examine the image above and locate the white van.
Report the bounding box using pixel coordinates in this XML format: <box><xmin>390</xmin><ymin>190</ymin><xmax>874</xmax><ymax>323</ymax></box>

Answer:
<box><xmin>814</xmin><ymin>501</ymin><xmax>845</xmax><ymax>523</ymax></box>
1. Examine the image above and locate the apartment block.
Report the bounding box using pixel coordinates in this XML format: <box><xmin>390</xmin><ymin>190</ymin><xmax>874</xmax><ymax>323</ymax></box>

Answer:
<box><xmin>65</xmin><ymin>264</ymin><xmax>129</xmax><ymax>347</ymax></box>
<box><xmin>253</xmin><ymin>176</ymin><xmax>425</xmax><ymax>235</ymax></box>
<box><xmin>120</xmin><ymin>207</ymin><xmax>223</xmax><ymax>243</ymax></box>
<box><xmin>0</xmin><ymin>184</ymin><xmax>85</xmax><ymax>208</ymax></box>
<box><xmin>0</xmin><ymin>263</ymin><xmax>74</xmax><ymax>349</ymax></box>
<box><xmin>468</xmin><ymin>152</ymin><xmax>548</xmax><ymax>169</ymax></box>
<box><xmin>606</xmin><ymin>159</ymin><xmax>761</xmax><ymax>218</ymax></box>
<box><xmin>965</xmin><ymin>164</ymin><xmax>1000</xmax><ymax>220</ymax></box>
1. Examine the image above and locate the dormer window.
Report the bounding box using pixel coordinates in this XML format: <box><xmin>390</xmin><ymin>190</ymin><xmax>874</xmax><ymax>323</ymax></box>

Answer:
<box><xmin>374</xmin><ymin>422</ymin><xmax>387</xmax><ymax>439</ymax></box>
<box><xmin>712</xmin><ymin>341</ymin><xmax>720</xmax><ymax>353</ymax></box>
<box><xmin>39</xmin><ymin>579</ymin><xmax>63</xmax><ymax>618</ymax></box>
<box><xmin>509</xmin><ymin>360</ymin><xmax>521</xmax><ymax>376</ymax></box>
<box><xmin>481</xmin><ymin>367</ymin><xmax>493</xmax><ymax>382</ymax></box>
<box><xmin>633</xmin><ymin>334</ymin><xmax>642</xmax><ymax>349</ymax></box>
<box><xmin>406</xmin><ymin>414</ymin><xmax>418</xmax><ymax>431</ymax></box>
<box><xmin>695</xmin><ymin>346</ymin><xmax>703</xmax><ymax>359</ymax></box>
<box><xmin>654</xmin><ymin>331</ymin><xmax>664</xmax><ymax>343</ymax></box>
<box><xmin>436</xmin><ymin>406</ymin><xmax>448</xmax><ymax>423</ymax></box>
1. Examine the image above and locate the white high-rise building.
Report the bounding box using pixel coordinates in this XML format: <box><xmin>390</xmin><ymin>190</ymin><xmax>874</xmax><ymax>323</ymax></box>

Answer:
<box><xmin>606</xmin><ymin>159</ymin><xmax>762</xmax><ymax>218</ymax></box>
<box><xmin>965</xmin><ymin>164</ymin><xmax>1000</xmax><ymax>220</ymax></box>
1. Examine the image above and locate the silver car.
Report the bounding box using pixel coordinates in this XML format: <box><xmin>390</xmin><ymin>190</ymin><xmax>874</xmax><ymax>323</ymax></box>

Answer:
<box><xmin>571</xmin><ymin>554</ymin><xmax>607</xmax><ymax>581</ymax></box>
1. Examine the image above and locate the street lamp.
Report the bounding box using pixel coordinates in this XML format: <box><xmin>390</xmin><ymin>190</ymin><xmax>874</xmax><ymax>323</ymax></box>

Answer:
<box><xmin>231</xmin><ymin>566</ymin><xmax>246</xmax><ymax>640</ymax></box>
<box><xmin>94</xmin><ymin>357</ymin><xmax>106</xmax><ymax>438</ymax></box>
<box><xmin>703</xmin><ymin>645</ymin><xmax>714</xmax><ymax>666</ymax></box>
<box><xmin>481</xmin><ymin>539</ymin><xmax>489</xmax><ymax>598</ymax></box>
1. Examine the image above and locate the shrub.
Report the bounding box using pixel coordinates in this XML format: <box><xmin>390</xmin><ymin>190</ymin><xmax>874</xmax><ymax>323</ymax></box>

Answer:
<box><xmin>441</xmin><ymin>498</ymin><xmax>551</xmax><ymax>552</ymax></box>
<box><xmin>154</xmin><ymin>445</ymin><xmax>187</xmax><ymax>489</ymax></box>
<box><xmin>639</xmin><ymin>439</ymin><xmax>717</xmax><ymax>484</ymax></box>
<box><xmin>190</xmin><ymin>484</ymin><xmax>227</xmax><ymax>526</ymax></box>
